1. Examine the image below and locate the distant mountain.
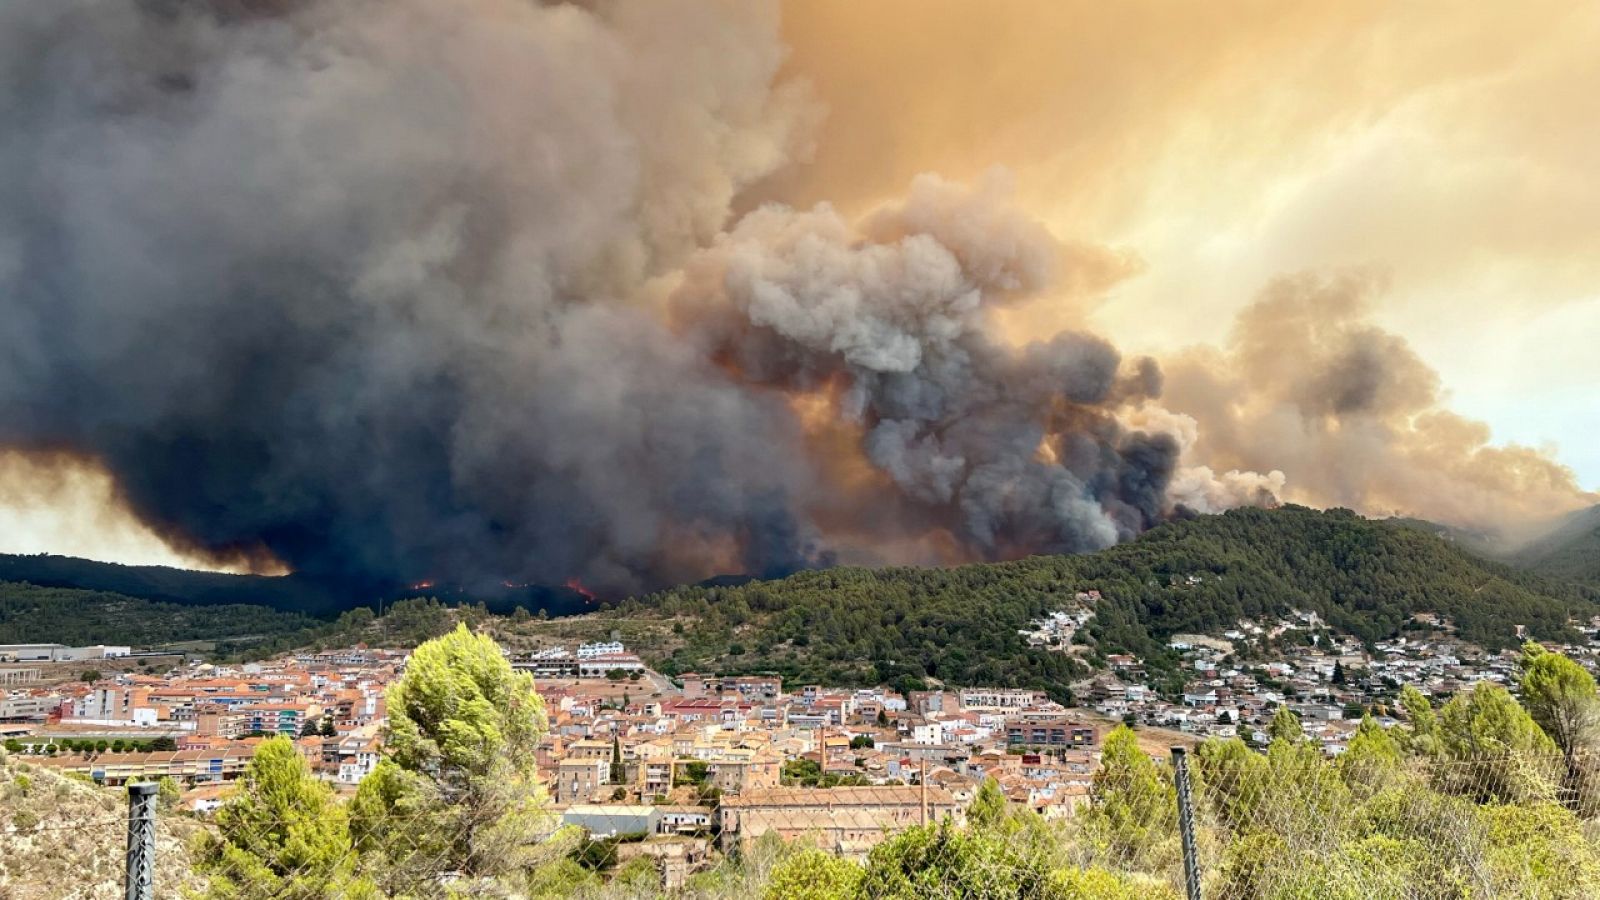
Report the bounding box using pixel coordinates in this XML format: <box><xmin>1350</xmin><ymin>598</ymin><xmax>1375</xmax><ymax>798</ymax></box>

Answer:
<box><xmin>0</xmin><ymin>580</ymin><xmax>318</xmax><ymax>650</ymax></box>
<box><xmin>11</xmin><ymin>505</ymin><xmax>1596</xmax><ymax>678</ymax></box>
<box><xmin>0</xmin><ymin>553</ymin><xmax>368</xmax><ymax>617</ymax></box>
<box><xmin>0</xmin><ymin>553</ymin><xmax>593</xmax><ymax>619</ymax></box>
<box><xmin>1512</xmin><ymin>504</ymin><xmax>1600</xmax><ymax>587</ymax></box>
<box><xmin>1384</xmin><ymin>516</ymin><xmax>1509</xmax><ymax>558</ymax></box>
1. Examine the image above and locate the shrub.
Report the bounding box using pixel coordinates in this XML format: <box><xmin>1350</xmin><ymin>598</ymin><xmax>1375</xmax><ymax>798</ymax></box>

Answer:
<box><xmin>763</xmin><ymin>847</ymin><xmax>863</xmax><ymax>900</ymax></box>
<box><xmin>1049</xmin><ymin>867</ymin><xmax>1178</xmax><ymax>900</ymax></box>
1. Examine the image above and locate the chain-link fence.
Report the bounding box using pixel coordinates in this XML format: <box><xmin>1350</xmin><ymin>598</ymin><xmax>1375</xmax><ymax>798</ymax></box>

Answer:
<box><xmin>8</xmin><ymin>746</ymin><xmax>1600</xmax><ymax>898</ymax></box>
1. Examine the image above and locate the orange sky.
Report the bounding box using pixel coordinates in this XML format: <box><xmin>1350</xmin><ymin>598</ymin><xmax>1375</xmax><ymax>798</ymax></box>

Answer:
<box><xmin>768</xmin><ymin>0</ymin><xmax>1600</xmax><ymax>487</ymax></box>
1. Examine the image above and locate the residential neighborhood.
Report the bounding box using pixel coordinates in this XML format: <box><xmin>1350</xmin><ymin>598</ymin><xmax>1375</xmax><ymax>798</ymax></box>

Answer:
<box><xmin>5</xmin><ymin>609</ymin><xmax>1600</xmax><ymax>881</ymax></box>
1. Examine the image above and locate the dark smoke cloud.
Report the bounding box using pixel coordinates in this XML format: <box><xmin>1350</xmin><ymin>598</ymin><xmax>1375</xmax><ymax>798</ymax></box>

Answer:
<box><xmin>672</xmin><ymin>173</ymin><xmax>1181</xmax><ymax>557</ymax></box>
<box><xmin>0</xmin><ymin>0</ymin><xmax>1267</xmax><ymax>591</ymax></box>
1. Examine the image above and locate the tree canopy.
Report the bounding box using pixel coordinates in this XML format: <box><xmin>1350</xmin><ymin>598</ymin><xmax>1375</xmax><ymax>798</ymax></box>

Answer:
<box><xmin>623</xmin><ymin>506</ymin><xmax>1596</xmax><ymax>699</ymax></box>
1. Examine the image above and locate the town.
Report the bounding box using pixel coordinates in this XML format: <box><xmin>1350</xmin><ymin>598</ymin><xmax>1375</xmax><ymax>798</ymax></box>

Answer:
<box><xmin>5</xmin><ymin>608</ymin><xmax>1600</xmax><ymax>886</ymax></box>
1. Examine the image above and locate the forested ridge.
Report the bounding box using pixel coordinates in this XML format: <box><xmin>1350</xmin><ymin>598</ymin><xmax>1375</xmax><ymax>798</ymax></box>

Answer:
<box><xmin>0</xmin><ymin>553</ymin><xmax>364</xmax><ymax>616</ymax></box>
<box><xmin>620</xmin><ymin>506</ymin><xmax>1599</xmax><ymax>698</ymax></box>
<box><xmin>0</xmin><ymin>582</ymin><xmax>466</xmax><ymax>657</ymax></box>
<box><xmin>0</xmin><ymin>580</ymin><xmax>318</xmax><ymax>649</ymax></box>
<box><xmin>1513</xmin><ymin>504</ymin><xmax>1600</xmax><ymax>587</ymax></box>
<box><xmin>6</xmin><ymin>507</ymin><xmax>1595</xmax><ymax>691</ymax></box>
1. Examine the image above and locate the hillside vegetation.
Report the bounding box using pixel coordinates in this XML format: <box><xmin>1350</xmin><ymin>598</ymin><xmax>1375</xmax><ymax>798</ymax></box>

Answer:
<box><xmin>0</xmin><ymin>554</ymin><xmax>363</xmax><ymax>617</ymax></box>
<box><xmin>0</xmin><ymin>553</ymin><xmax>592</xmax><ymax>622</ymax></box>
<box><xmin>616</xmin><ymin>506</ymin><xmax>1598</xmax><ymax>698</ymax></box>
<box><xmin>1514</xmin><ymin>504</ymin><xmax>1600</xmax><ymax>587</ymax></box>
<box><xmin>0</xmin><ymin>752</ymin><xmax>205</xmax><ymax>899</ymax></box>
<box><xmin>0</xmin><ymin>582</ymin><xmax>472</xmax><ymax>661</ymax></box>
<box><xmin>0</xmin><ymin>581</ymin><xmax>318</xmax><ymax>651</ymax></box>
<box><xmin>8</xmin><ymin>508</ymin><xmax>1595</xmax><ymax>692</ymax></box>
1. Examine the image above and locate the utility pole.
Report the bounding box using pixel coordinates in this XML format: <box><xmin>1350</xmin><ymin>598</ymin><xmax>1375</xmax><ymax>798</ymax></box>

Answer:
<box><xmin>919</xmin><ymin>756</ymin><xmax>929</xmax><ymax>826</ymax></box>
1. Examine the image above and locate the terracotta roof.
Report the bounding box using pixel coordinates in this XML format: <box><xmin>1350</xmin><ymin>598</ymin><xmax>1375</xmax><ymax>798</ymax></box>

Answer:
<box><xmin>722</xmin><ymin>785</ymin><xmax>956</xmax><ymax>808</ymax></box>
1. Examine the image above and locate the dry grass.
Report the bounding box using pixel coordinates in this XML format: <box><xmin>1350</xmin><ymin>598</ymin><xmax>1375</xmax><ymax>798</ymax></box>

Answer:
<box><xmin>0</xmin><ymin>753</ymin><xmax>207</xmax><ymax>899</ymax></box>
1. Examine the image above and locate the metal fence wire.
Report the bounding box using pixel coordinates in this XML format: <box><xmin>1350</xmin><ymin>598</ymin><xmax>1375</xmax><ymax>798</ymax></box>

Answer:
<box><xmin>8</xmin><ymin>746</ymin><xmax>1600</xmax><ymax>899</ymax></box>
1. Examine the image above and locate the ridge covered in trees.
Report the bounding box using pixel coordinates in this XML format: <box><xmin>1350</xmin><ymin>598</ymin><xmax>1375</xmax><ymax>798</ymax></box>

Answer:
<box><xmin>0</xmin><ymin>582</ymin><xmax>466</xmax><ymax>659</ymax></box>
<box><xmin>5</xmin><ymin>507</ymin><xmax>1596</xmax><ymax>688</ymax></box>
<box><xmin>0</xmin><ymin>552</ymin><xmax>593</xmax><ymax>620</ymax></box>
<box><xmin>618</xmin><ymin>506</ymin><xmax>1599</xmax><ymax>698</ymax></box>
<box><xmin>1513</xmin><ymin>504</ymin><xmax>1600</xmax><ymax>587</ymax></box>
<box><xmin>0</xmin><ymin>580</ymin><xmax>318</xmax><ymax>650</ymax></box>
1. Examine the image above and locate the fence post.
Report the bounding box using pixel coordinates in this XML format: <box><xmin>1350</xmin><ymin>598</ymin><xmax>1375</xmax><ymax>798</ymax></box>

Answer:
<box><xmin>1171</xmin><ymin>747</ymin><xmax>1202</xmax><ymax>900</ymax></box>
<box><xmin>125</xmin><ymin>782</ymin><xmax>158</xmax><ymax>900</ymax></box>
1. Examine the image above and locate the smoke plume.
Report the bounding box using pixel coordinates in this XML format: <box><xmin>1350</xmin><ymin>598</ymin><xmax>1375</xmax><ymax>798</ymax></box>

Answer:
<box><xmin>1162</xmin><ymin>273</ymin><xmax>1596</xmax><ymax>534</ymax></box>
<box><xmin>0</xmin><ymin>0</ymin><xmax>1187</xmax><ymax>590</ymax></box>
<box><xmin>0</xmin><ymin>1</ymin><xmax>1585</xmax><ymax>590</ymax></box>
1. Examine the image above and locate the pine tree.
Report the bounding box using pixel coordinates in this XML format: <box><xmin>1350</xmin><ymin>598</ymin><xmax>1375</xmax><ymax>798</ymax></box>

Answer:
<box><xmin>1084</xmin><ymin>725</ymin><xmax>1176</xmax><ymax>866</ymax></box>
<box><xmin>1519</xmin><ymin>642</ymin><xmax>1600</xmax><ymax>813</ymax></box>
<box><xmin>1338</xmin><ymin>715</ymin><xmax>1402</xmax><ymax>798</ymax></box>
<box><xmin>1518</xmin><ymin>641</ymin><xmax>1599</xmax><ymax>757</ymax></box>
<box><xmin>1399</xmin><ymin>684</ymin><xmax>1440</xmax><ymax>756</ymax></box>
<box><xmin>194</xmin><ymin>736</ymin><xmax>373</xmax><ymax>899</ymax></box>
<box><xmin>358</xmin><ymin>624</ymin><xmax>553</xmax><ymax>883</ymax></box>
<box><xmin>968</xmin><ymin>776</ymin><xmax>1007</xmax><ymax>830</ymax></box>
<box><xmin>1436</xmin><ymin>681</ymin><xmax>1560</xmax><ymax>804</ymax></box>
<box><xmin>1267</xmin><ymin>706</ymin><xmax>1303</xmax><ymax>744</ymax></box>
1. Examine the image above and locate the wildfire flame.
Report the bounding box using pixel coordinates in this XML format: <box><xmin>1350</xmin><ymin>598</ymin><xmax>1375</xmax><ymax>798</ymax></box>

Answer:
<box><xmin>565</xmin><ymin>577</ymin><xmax>598</xmax><ymax>603</ymax></box>
<box><xmin>409</xmin><ymin>579</ymin><xmax>436</xmax><ymax>591</ymax></box>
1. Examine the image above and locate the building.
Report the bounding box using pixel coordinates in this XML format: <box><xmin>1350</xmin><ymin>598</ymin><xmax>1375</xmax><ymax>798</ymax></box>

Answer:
<box><xmin>681</xmin><ymin>675</ymin><xmax>782</xmax><ymax>701</ymax></box>
<box><xmin>657</xmin><ymin>805</ymin><xmax>713</xmax><ymax>835</ymax></box>
<box><xmin>578</xmin><ymin>654</ymin><xmax>646</xmax><ymax>679</ymax></box>
<box><xmin>0</xmin><ymin>644</ymin><xmax>132</xmax><ymax>663</ymax></box>
<box><xmin>562</xmin><ymin>804</ymin><xmax>660</xmax><ymax>837</ymax></box>
<box><xmin>0</xmin><ymin>694</ymin><xmax>59</xmax><ymax>720</ymax></box>
<box><xmin>566</xmin><ymin>739</ymin><xmax>615</xmax><ymax>761</ymax></box>
<box><xmin>239</xmin><ymin>703</ymin><xmax>308</xmax><ymax>735</ymax></box>
<box><xmin>719</xmin><ymin>785</ymin><xmax>962</xmax><ymax>857</ymax></box>
<box><xmin>1004</xmin><ymin>718</ymin><xmax>1099</xmax><ymax>749</ymax></box>
<box><xmin>30</xmin><ymin>746</ymin><xmax>257</xmax><ymax>786</ymax></box>
<box><xmin>709</xmin><ymin>752</ymin><xmax>782</xmax><ymax>795</ymax></box>
<box><xmin>556</xmin><ymin>757</ymin><xmax>609</xmax><ymax>804</ymax></box>
<box><xmin>577</xmin><ymin>642</ymin><xmax>626</xmax><ymax>659</ymax></box>
<box><xmin>0</xmin><ymin>668</ymin><xmax>42</xmax><ymax>686</ymax></box>
<box><xmin>958</xmin><ymin>688</ymin><xmax>1048</xmax><ymax>711</ymax></box>
<box><xmin>336</xmin><ymin>736</ymin><xmax>382</xmax><ymax>784</ymax></box>
<box><xmin>68</xmin><ymin>687</ymin><xmax>159</xmax><ymax>727</ymax></box>
<box><xmin>514</xmin><ymin>657</ymin><xmax>581</xmax><ymax>679</ymax></box>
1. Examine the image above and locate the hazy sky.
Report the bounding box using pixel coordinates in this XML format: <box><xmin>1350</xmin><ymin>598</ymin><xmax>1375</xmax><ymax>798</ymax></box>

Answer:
<box><xmin>770</xmin><ymin>0</ymin><xmax>1600</xmax><ymax>488</ymax></box>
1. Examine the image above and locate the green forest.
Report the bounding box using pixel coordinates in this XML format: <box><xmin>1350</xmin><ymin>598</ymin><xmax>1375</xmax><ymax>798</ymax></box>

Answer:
<box><xmin>0</xmin><ymin>582</ymin><xmax>465</xmax><ymax>658</ymax></box>
<box><xmin>615</xmin><ymin>506</ymin><xmax>1598</xmax><ymax>700</ymax></box>
<box><xmin>1513</xmin><ymin>505</ymin><xmax>1600</xmax><ymax>587</ymax></box>
<box><xmin>0</xmin><ymin>581</ymin><xmax>317</xmax><ymax>649</ymax></box>
<box><xmin>6</xmin><ymin>507</ymin><xmax>1596</xmax><ymax>694</ymax></box>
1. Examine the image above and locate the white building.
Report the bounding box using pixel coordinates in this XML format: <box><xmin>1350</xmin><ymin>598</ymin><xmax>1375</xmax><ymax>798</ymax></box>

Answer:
<box><xmin>958</xmin><ymin>688</ymin><xmax>1047</xmax><ymax>711</ymax></box>
<box><xmin>577</xmin><ymin>641</ymin><xmax>626</xmax><ymax>659</ymax></box>
<box><xmin>0</xmin><ymin>644</ymin><xmax>132</xmax><ymax>662</ymax></box>
<box><xmin>578</xmin><ymin>654</ymin><xmax>645</xmax><ymax>678</ymax></box>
